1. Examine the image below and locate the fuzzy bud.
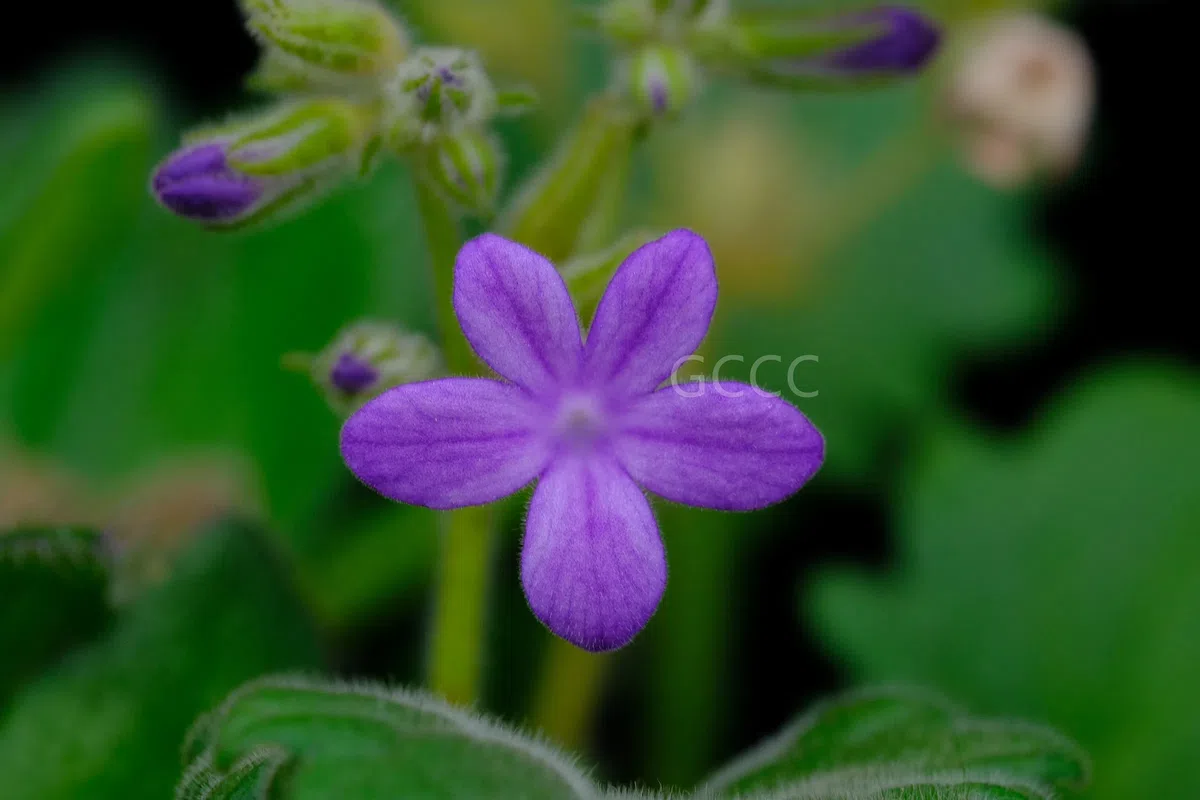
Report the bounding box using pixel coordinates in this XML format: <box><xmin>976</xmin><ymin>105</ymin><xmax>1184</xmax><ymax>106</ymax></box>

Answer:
<box><xmin>240</xmin><ymin>0</ymin><xmax>409</xmax><ymax>84</ymax></box>
<box><xmin>581</xmin><ymin>0</ymin><xmax>658</xmax><ymax>45</ymax></box>
<box><xmin>301</xmin><ymin>321</ymin><xmax>442</xmax><ymax>414</ymax></box>
<box><xmin>383</xmin><ymin>48</ymin><xmax>497</xmax><ymax>149</ymax></box>
<box><xmin>625</xmin><ymin>44</ymin><xmax>699</xmax><ymax>119</ymax></box>
<box><xmin>418</xmin><ymin>129</ymin><xmax>504</xmax><ymax>217</ymax></box>
<box><xmin>730</xmin><ymin>5</ymin><xmax>941</xmax><ymax>89</ymax></box>
<box><xmin>151</xmin><ymin>99</ymin><xmax>372</xmax><ymax>229</ymax></box>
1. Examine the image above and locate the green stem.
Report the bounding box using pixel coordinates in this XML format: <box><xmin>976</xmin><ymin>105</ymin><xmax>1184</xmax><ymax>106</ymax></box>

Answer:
<box><xmin>428</xmin><ymin>504</ymin><xmax>495</xmax><ymax>705</ymax></box>
<box><xmin>414</xmin><ymin>176</ymin><xmax>478</xmax><ymax>376</ymax></box>
<box><xmin>530</xmin><ymin>640</ymin><xmax>611</xmax><ymax>749</ymax></box>
<box><xmin>413</xmin><ymin>174</ymin><xmax>494</xmax><ymax>706</ymax></box>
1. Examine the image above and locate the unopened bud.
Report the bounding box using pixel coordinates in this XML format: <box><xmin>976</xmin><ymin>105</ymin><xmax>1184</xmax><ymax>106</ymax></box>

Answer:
<box><xmin>946</xmin><ymin>12</ymin><xmax>1094</xmax><ymax>188</ymax></box>
<box><xmin>418</xmin><ymin>129</ymin><xmax>503</xmax><ymax>217</ymax></box>
<box><xmin>733</xmin><ymin>5</ymin><xmax>941</xmax><ymax>88</ymax></box>
<box><xmin>580</xmin><ymin>0</ymin><xmax>658</xmax><ymax>45</ymax></box>
<box><xmin>151</xmin><ymin>99</ymin><xmax>372</xmax><ymax>229</ymax></box>
<box><xmin>298</xmin><ymin>321</ymin><xmax>442</xmax><ymax>414</ymax></box>
<box><xmin>625</xmin><ymin>44</ymin><xmax>699</xmax><ymax>119</ymax></box>
<box><xmin>240</xmin><ymin>0</ymin><xmax>409</xmax><ymax>83</ymax></box>
<box><xmin>383</xmin><ymin>48</ymin><xmax>497</xmax><ymax>149</ymax></box>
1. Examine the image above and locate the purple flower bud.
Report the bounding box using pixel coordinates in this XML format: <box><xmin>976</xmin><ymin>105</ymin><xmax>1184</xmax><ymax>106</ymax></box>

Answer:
<box><xmin>151</xmin><ymin>143</ymin><xmax>264</xmax><ymax>224</ymax></box>
<box><xmin>824</xmin><ymin>6</ymin><xmax>941</xmax><ymax>75</ymax></box>
<box><xmin>330</xmin><ymin>352</ymin><xmax>380</xmax><ymax>395</ymax></box>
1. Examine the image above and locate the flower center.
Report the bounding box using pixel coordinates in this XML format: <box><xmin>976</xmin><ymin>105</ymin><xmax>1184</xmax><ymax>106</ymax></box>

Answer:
<box><xmin>553</xmin><ymin>394</ymin><xmax>609</xmax><ymax>451</ymax></box>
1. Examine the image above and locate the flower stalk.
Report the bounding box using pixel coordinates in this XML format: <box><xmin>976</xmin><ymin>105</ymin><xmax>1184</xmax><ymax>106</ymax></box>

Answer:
<box><xmin>413</xmin><ymin>174</ymin><xmax>496</xmax><ymax>705</ymax></box>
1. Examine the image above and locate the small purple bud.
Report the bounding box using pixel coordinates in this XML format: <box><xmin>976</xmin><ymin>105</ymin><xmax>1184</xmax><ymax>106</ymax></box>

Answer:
<box><xmin>825</xmin><ymin>6</ymin><xmax>941</xmax><ymax>74</ymax></box>
<box><xmin>650</xmin><ymin>79</ymin><xmax>669</xmax><ymax>114</ymax></box>
<box><xmin>437</xmin><ymin>66</ymin><xmax>464</xmax><ymax>87</ymax></box>
<box><xmin>330</xmin><ymin>352</ymin><xmax>380</xmax><ymax>395</ymax></box>
<box><xmin>151</xmin><ymin>143</ymin><xmax>264</xmax><ymax>224</ymax></box>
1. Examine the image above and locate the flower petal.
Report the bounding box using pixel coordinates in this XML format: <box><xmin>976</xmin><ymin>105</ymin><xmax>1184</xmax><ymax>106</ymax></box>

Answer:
<box><xmin>521</xmin><ymin>456</ymin><xmax>666</xmax><ymax>652</ymax></box>
<box><xmin>454</xmin><ymin>233</ymin><xmax>584</xmax><ymax>396</ymax></box>
<box><xmin>340</xmin><ymin>378</ymin><xmax>550</xmax><ymax>509</ymax></box>
<box><xmin>614</xmin><ymin>383</ymin><xmax>824</xmax><ymax>510</ymax></box>
<box><xmin>583</xmin><ymin>229</ymin><xmax>717</xmax><ymax>398</ymax></box>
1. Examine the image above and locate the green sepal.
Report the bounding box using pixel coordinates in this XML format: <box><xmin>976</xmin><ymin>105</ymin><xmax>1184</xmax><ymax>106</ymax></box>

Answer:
<box><xmin>586</xmin><ymin>0</ymin><xmax>658</xmax><ymax>45</ymax></box>
<box><xmin>717</xmin><ymin>10</ymin><xmax>880</xmax><ymax>62</ymax></box>
<box><xmin>224</xmin><ymin>99</ymin><xmax>371</xmax><ymax>178</ymax></box>
<box><xmin>417</xmin><ymin>129</ymin><xmax>503</xmax><ymax>219</ymax></box>
<box><xmin>496</xmin><ymin>85</ymin><xmax>540</xmax><ymax>117</ymax></box>
<box><xmin>497</xmin><ymin>94</ymin><xmax>638</xmax><ymax>263</ymax></box>
<box><xmin>382</xmin><ymin>47</ymin><xmax>497</xmax><ymax>150</ymax></box>
<box><xmin>239</xmin><ymin>0</ymin><xmax>409</xmax><ymax>81</ymax></box>
<box><xmin>562</xmin><ymin>228</ymin><xmax>663</xmax><ymax>318</ymax></box>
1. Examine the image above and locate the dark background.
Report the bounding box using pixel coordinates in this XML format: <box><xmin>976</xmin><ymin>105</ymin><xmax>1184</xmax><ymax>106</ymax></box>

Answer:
<box><xmin>3</xmin><ymin>0</ymin><xmax>1191</xmax><ymax>782</ymax></box>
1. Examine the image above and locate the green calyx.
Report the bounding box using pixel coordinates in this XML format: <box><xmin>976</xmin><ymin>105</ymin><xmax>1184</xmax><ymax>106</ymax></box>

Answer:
<box><xmin>383</xmin><ymin>47</ymin><xmax>498</xmax><ymax>150</ymax></box>
<box><xmin>240</xmin><ymin>0</ymin><xmax>409</xmax><ymax>81</ymax></box>
<box><xmin>224</xmin><ymin>98</ymin><xmax>374</xmax><ymax>178</ymax></box>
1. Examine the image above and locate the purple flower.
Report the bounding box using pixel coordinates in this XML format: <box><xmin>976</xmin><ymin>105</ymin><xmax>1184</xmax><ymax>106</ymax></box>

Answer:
<box><xmin>151</xmin><ymin>143</ymin><xmax>264</xmax><ymax>224</ymax></box>
<box><xmin>340</xmin><ymin>230</ymin><xmax>825</xmax><ymax>651</ymax></box>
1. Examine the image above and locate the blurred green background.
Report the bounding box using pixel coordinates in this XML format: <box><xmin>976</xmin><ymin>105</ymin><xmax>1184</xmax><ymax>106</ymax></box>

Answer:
<box><xmin>1</xmin><ymin>1</ymin><xmax>1195</xmax><ymax>798</ymax></box>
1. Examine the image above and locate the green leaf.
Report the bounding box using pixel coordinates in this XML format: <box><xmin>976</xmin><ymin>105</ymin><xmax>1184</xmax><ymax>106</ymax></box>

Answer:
<box><xmin>649</xmin><ymin>83</ymin><xmax>1057</xmax><ymax>482</ymax></box>
<box><xmin>177</xmin><ymin>746</ymin><xmax>290</xmax><ymax>800</ymax></box>
<box><xmin>0</xmin><ymin>68</ymin><xmax>152</xmax><ymax>353</ymax></box>
<box><xmin>809</xmin><ymin>365</ymin><xmax>1200</xmax><ymax>800</ymax></box>
<box><xmin>0</xmin><ymin>67</ymin><xmax>154</xmax><ymax>425</ymax></box>
<box><xmin>0</xmin><ymin>520</ymin><xmax>323</xmax><ymax>800</ymax></box>
<box><xmin>704</xmin><ymin>686</ymin><xmax>1088</xmax><ymax>799</ymax></box>
<box><xmin>182</xmin><ymin>676</ymin><xmax>598</xmax><ymax>799</ymax></box>
<box><xmin>2</xmin><ymin>63</ymin><xmax>436</xmax><ymax>627</ymax></box>
<box><xmin>0</xmin><ymin>528</ymin><xmax>111</xmax><ymax>710</ymax></box>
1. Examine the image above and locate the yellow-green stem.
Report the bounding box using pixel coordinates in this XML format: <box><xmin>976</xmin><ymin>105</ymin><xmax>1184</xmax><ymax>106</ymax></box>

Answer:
<box><xmin>415</xmin><ymin>176</ymin><xmax>478</xmax><ymax>375</ymax></box>
<box><xmin>414</xmin><ymin>174</ymin><xmax>495</xmax><ymax>705</ymax></box>
<box><xmin>428</xmin><ymin>503</ymin><xmax>495</xmax><ymax>705</ymax></box>
<box><xmin>530</xmin><ymin>639</ymin><xmax>611</xmax><ymax>749</ymax></box>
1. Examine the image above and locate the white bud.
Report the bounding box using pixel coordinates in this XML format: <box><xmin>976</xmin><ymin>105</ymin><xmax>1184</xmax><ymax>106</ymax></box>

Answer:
<box><xmin>946</xmin><ymin>12</ymin><xmax>1095</xmax><ymax>188</ymax></box>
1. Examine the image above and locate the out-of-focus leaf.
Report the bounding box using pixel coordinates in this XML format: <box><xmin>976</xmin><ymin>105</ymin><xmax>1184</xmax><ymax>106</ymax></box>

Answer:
<box><xmin>305</xmin><ymin>503</ymin><xmax>438</xmax><ymax>625</ymax></box>
<box><xmin>221</xmin><ymin>160</ymin><xmax>432</xmax><ymax>544</ymax></box>
<box><xmin>0</xmin><ymin>68</ymin><xmax>154</xmax><ymax>418</ymax></box>
<box><xmin>2</xmin><ymin>61</ymin><xmax>436</xmax><ymax>617</ymax></box>
<box><xmin>0</xmin><ymin>528</ymin><xmax>111</xmax><ymax>711</ymax></box>
<box><xmin>179</xmin><ymin>676</ymin><xmax>598</xmax><ymax>799</ymax></box>
<box><xmin>704</xmin><ymin>686</ymin><xmax>1087</xmax><ymax>798</ymax></box>
<box><xmin>810</xmin><ymin>365</ymin><xmax>1200</xmax><ymax>800</ymax></box>
<box><xmin>0</xmin><ymin>520</ymin><xmax>323</xmax><ymax>800</ymax></box>
<box><xmin>653</xmin><ymin>84</ymin><xmax>1056</xmax><ymax>482</ymax></box>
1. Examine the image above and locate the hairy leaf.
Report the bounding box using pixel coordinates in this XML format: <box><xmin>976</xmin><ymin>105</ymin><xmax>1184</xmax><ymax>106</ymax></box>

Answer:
<box><xmin>182</xmin><ymin>676</ymin><xmax>599</xmax><ymax>799</ymax></box>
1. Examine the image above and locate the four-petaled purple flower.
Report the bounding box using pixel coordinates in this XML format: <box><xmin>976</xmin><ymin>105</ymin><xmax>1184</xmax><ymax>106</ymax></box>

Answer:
<box><xmin>340</xmin><ymin>230</ymin><xmax>825</xmax><ymax>651</ymax></box>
